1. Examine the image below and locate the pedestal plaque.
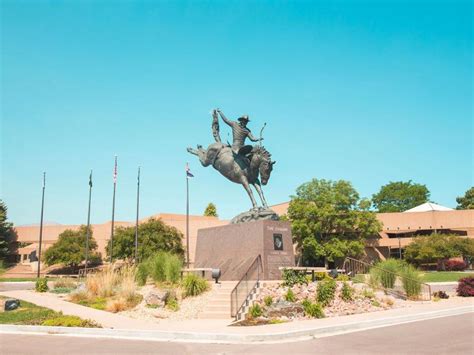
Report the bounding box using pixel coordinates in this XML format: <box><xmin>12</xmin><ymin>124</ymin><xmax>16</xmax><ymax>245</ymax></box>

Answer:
<box><xmin>194</xmin><ymin>220</ymin><xmax>295</xmax><ymax>280</ymax></box>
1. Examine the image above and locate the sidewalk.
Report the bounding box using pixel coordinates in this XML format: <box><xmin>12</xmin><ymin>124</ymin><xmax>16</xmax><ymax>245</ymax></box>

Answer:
<box><xmin>1</xmin><ymin>289</ymin><xmax>473</xmax><ymax>343</ymax></box>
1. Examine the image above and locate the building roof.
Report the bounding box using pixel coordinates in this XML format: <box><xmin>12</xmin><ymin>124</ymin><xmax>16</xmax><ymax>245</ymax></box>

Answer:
<box><xmin>403</xmin><ymin>202</ymin><xmax>454</xmax><ymax>213</ymax></box>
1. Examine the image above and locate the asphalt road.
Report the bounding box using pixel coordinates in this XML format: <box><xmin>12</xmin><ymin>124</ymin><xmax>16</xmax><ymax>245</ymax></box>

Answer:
<box><xmin>1</xmin><ymin>313</ymin><xmax>473</xmax><ymax>355</ymax></box>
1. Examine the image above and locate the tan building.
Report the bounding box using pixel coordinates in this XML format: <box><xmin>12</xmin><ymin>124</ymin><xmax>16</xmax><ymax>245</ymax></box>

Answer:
<box><xmin>268</xmin><ymin>202</ymin><xmax>474</xmax><ymax>262</ymax></box>
<box><xmin>12</xmin><ymin>202</ymin><xmax>474</xmax><ymax>269</ymax></box>
<box><xmin>14</xmin><ymin>214</ymin><xmax>228</xmax><ymax>268</ymax></box>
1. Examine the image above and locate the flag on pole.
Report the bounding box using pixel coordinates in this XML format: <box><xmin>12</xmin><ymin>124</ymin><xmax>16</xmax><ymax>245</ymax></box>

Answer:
<box><xmin>113</xmin><ymin>156</ymin><xmax>118</xmax><ymax>183</ymax></box>
<box><xmin>89</xmin><ymin>170</ymin><xmax>93</xmax><ymax>187</ymax></box>
<box><xmin>186</xmin><ymin>163</ymin><xmax>194</xmax><ymax>178</ymax></box>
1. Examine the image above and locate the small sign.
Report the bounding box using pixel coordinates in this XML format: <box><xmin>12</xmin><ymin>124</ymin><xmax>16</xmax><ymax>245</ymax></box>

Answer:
<box><xmin>273</xmin><ymin>234</ymin><xmax>283</xmax><ymax>250</ymax></box>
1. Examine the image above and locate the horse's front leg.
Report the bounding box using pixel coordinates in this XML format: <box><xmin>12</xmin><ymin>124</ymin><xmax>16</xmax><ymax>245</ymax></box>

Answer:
<box><xmin>241</xmin><ymin>180</ymin><xmax>258</xmax><ymax>209</ymax></box>
<box><xmin>252</xmin><ymin>181</ymin><xmax>268</xmax><ymax>209</ymax></box>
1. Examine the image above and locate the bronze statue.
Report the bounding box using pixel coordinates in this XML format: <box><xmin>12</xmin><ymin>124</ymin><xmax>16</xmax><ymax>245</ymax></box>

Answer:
<box><xmin>217</xmin><ymin>109</ymin><xmax>263</xmax><ymax>155</ymax></box>
<box><xmin>187</xmin><ymin>109</ymin><xmax>278</xmax><ymax>223</ymax></box>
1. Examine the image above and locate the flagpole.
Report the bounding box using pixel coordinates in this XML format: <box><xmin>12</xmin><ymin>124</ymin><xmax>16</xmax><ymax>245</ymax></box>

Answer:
<box><xmin>134</xmin><ymin>167</ymin><xmax>140</xmax><ymax>263</ymax></box>
<box><xmin>85</xmin><ymin>170</ymin><xmax>92</xmax><ymax>274</ymax></box>
<box><xmin>37</xmin><ymin>172</ymin><xmax>46</xmax><ymax>279</ymax></box>
<box><xmin>186</xmin><ymin>167</ymin><xmax>190</xmax><ymax>268</ymax></box>
<box><xmin>110</xmin><ymin>156</ymin><xmax>117</xmax><ymax>263</ymax></box>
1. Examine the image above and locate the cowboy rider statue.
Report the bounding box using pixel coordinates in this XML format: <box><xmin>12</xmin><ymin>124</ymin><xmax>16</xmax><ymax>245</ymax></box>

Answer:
<box><xmin>216</xmin><ymin>109</ymin><xmax>263</xmax><ymax>156</ymax></box>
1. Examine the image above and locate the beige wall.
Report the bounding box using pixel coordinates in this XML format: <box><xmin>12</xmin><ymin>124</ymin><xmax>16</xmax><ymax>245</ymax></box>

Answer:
<box><xmin>15</xmin><ymin>214</ymin><xmax>228</xmax><ymax>264</ymax></box>
<box><xmin>14</xmin><ymin>204</ymin><xmax>474</xmax><ymax>265</ymax></box>
<box><xmin>268</xmin><ymin>202</ymin><xmax>474</xmax><ymax>237</ymax></box>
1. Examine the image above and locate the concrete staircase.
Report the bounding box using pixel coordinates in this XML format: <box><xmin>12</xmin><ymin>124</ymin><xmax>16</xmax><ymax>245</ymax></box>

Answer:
<box><xmin>198</xmin><ymin>281</ymin><xmax>237</xmax><ymax>319</ymax></box>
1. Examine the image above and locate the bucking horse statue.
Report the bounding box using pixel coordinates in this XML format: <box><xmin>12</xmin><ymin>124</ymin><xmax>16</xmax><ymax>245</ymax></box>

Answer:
<box><xmin>187</xmin><ymin>109</ymin><xmax>278</xmax><ymax>223</ymax></box>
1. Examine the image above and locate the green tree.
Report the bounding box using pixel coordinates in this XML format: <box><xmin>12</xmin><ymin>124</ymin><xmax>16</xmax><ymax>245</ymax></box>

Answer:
<box><xmin>404</xmin><ymin>233</ymin><xmax>474</xmax><ymax>268</ymax></box>
<box><xmin>44</xmin><ymin>225</ymin><xmax>99</xmax><ymax>267</ymax></box>
<box><xmin>287</xmin><ymin>179</ymin><xmax>381</xmax><ymax>266</ymax></box>
<box><xmin>0</xmin><ymin>199</ymin><xmax>15</xmax><ymax>261</ymax></box>
<box><xmin>456</xmin><ymin>187</ymin><xmax>474</xmax><ymax>210</ymax></box>
<box><xmin>203</xmin><ymin>203</ymin><xmax>218</xmax><ymax>217</ymax></box>
<box><xmin>372</xmin><ymin>180</ymin><xmax>430</xmax><ymax>212</ymax></box>
<box><xmin>106</xmin><ymin>218</ymin><xmax>185</xmax><ymax>261</ymax></box>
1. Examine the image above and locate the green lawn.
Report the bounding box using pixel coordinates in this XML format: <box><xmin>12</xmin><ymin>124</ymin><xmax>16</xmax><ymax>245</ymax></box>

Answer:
<box><xmin>0</xmin><ymin>296</ymin><xmax>100</xmax><ymax>327</ymax></box>
<box><xmin>420</xmin><ymin>272</ymin><xmax>474</xmax><ymax>283</ymax></box>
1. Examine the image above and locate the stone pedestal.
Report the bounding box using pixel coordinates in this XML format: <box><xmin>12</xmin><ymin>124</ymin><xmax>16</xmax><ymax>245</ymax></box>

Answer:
<box><xmin>194</xmin><ymin>220</ymin><xmax>295</xmax><ymax>280</ymax></box>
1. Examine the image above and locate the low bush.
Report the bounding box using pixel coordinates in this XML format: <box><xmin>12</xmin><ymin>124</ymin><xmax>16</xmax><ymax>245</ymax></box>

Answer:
<box><xmin>118</xmin><ymin>266</ymin><xmax>137</xmax><ymax>302</ymax></box>
<box><xmin>42</xmin><ymin>316</ymin><xmax>100</xmax><ymax>328</ymax></box>
<box><xmin>400</xmin><ymin>265</ymin><xmax>422</xmax><ymax>299</ymax></box>
<box><xmin>54</xmin><ymin>278</ymin><xmax>76</xmax><ymax>289</ymax></box>
<box><xmin>89</xmin><ymin>297</ymin><xmax>107</xmax><ymax>310</ymax></box>
<box><xmin>444</xmin><ymin>260</ymin><xmax>467</xmax><ymax>271</ymax></box>
<box><xmin>248</xmin><ymin>303</ymin><xmax>263</xmax><ymax>318</ymax></box>
<box><xmin>49</xmin><ymin>287</ymin><xmax>74</xmax><ymax>294</ymax></box>
<box><xmin>370</xmin><ymin>259</ymin><xmax>404</xmax><ymax>289</ymax></box>
<box><xmin>182</xmin><ymin>273</ymin><xmax>209</xmax><ymax>297</ymax></box>
<box><xmin>433</xmin><ymin>291</ymin><xmax>449</xmax><ymax>299</ymax></box>
<box><xmin>315</xmin><ymin>272</ymin><xmax>331</xmax><ymax>281</ymax></box>
<box><xmin>166</xmin><ymin>297</ymin><xmax>180</xmax><ymax>311</ymax></box>
<box><xmin>86</xmin><ymin>267</ymin><xmax>117</xmax><ymax>298</ymax></box>
<box><xmin>264</xmin><ymin>295</ymin><xmax>273</xmax><ymax>307</ymax></box>
<box><xmin>316</xmin><ymin>279</ymin><xmax>336</xmax><ymax>307</ymax></box>
<box><xmin>284</xmin><ymin>288</ymin><xmax>296</xmax><ymax>302</ymax></box>
<box><xmin>352</xmin><ymin>274</ymin><xmax>366</xmax><ymax>284</ymax></box>
<box><xmin>166</xmin><ymin>256</ymin><xmax>182</xmax><ymax>284</ymax></box>
<box><xmin>384</xmin><ymin>297</ymin><xmax>395</xmax><ymax>306</ymax></box>
<box><xmin>336</xmin><ymin>274</ymin><xmax>349</xmax><ymax>281</ymax></box>
<box><xmin>35</xmin><ymin>278</ymin><xmax>49</xmax><ymax>293</ymax></box>
<box><xmin>371</xmin><ymin>299</ymin><xmax>381</xmax><ymax>307</ymax></box>
<box><xmin>301</xmin><ymin>298</ymin><xmax>311</xmax><ymax>309</ymax></box>
<box><xmin>83</xmin><ymin>265</ymin><xmax>138</xmax><ymax>302</ymax></box>
<box><xmin>106</xmin><ymin>298</ymin><xmax>127</xmax><ymax>313</ymax></box>
<box><xmin>282</xmin><ymin>269</ymin><xmax>308</xmax><ymax>287</ymax></box>
<box><xmin>341</xmin><ymin>282</ymin><xmax>353</xmax><ymax>302</ymax></box>
<box><xmin>136</xmin><ymin>263</ymin><xmax>149</xmax><ymax>286</ymax></box>
<box><xmin>456</xmin><ymin>277</ymin><xmax>474</xmax><ymax>297</ymax></box>
<box><xmin>362</xmin><ymin>288</ymin><xmax>375</xmax><ymax>299</ymax></box>
<box><xmin>69</xmin><ymin>291</ymin><xmax>89</xmax><ymax>303</ymax></box>
<box><xmin>302</xmin><ymin>301</ymin><xmax>324</xmax><ymax>318</ymax></box>
<box><xmin>141</xmin><ymin>252</ymin><xmax>183</xmax><ymax>284</ymax></box>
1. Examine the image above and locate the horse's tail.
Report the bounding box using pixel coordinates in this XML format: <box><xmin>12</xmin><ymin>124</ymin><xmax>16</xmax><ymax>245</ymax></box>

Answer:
<box><xmin>212</xmin><ymin>110</ymin><xmax>221</xmax><ymax>143</ymax></box>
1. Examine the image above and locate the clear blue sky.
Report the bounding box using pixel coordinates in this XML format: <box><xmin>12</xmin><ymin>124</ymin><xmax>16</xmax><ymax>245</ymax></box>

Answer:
<box><xmin>1</xmin><ymin>0</ymin><xmax>472</xmax><ymax>226</ymax></box>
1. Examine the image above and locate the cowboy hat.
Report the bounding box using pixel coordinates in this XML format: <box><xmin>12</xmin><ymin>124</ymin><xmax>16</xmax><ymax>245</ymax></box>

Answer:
<box><xmin>238</xmin><ymin>115</ymin><xmax>250</xmax><ymax>122</ymax></box>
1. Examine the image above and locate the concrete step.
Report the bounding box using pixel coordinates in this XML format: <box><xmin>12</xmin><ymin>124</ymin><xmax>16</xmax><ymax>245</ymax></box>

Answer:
<box><xmin>210</xmin><ymin>296</ymin><xmax>231</xmax><ymax>302</ymax></box>
<box><xmin>212</xmin><ymin>284</ymin><xmax>235</xmax><ymax>292</ymax></box>
<box><xmin>203</xmin><ymin>305</ymin><xmax>231</xmax><ymax>312</ymax></box>
<box><xmin>198</xmin><ymin>311</ymin><xmax>232</xmax><ymax>319</ymax></box>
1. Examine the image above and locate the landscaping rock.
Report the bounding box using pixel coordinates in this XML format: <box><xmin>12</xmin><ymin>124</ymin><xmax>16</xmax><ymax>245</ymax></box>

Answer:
<box><xmin>265</xmin><ymin>301</ymin><xmax>304</xmax><ymax>319</ymax></box>
<box><xmin>4</xmin><ymin>299</ymin><xmax>20</xmax><ymax>311</ymax></box>
<box><xmin>144</xmin><ymin>289</ymin><xmax>168</xmax><ymax>307</ymax></box>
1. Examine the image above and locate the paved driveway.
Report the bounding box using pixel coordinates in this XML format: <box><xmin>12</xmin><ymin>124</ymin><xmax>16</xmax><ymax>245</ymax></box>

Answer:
<box><xmin>1</xmin><ymin>313</ymin><xmax>473</xmax><ymax>354</ymax></box>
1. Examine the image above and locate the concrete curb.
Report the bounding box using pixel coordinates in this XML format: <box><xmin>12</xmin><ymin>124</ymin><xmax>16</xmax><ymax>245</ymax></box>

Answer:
<box><xmin>0</xmin><ymin>305</ymin><xmax>473</xmax><ymax>344</ymax></box>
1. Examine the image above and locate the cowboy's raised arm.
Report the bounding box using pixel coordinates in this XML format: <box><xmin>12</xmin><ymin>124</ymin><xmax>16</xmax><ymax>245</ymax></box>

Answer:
<box><xmin>247</xmin><ymin>130</ymin><xmax>262</xmax><ymax>142</ymax></box>
<box><xmin>217</xmin><ymin>109</ymin><xmax>234</xmax><ymax>127</ymax></box>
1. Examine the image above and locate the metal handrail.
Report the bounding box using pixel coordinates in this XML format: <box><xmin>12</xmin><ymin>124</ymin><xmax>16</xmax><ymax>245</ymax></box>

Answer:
<box><xmin>230</xmin><ymin>255</ymin><xmax>263</xmax><ymax>318</ymax></box>
<box><xmin>343</xmin><ymin>257</ymin><xmax>432</xmax><ymax>300</ymax></box>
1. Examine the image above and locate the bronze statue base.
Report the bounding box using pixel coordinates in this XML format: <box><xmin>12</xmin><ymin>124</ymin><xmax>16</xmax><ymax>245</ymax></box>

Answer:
<box><xmin>230</xmin><ymin>207</ymin><xmax>279</xmax><ymax>224</ymax></box>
